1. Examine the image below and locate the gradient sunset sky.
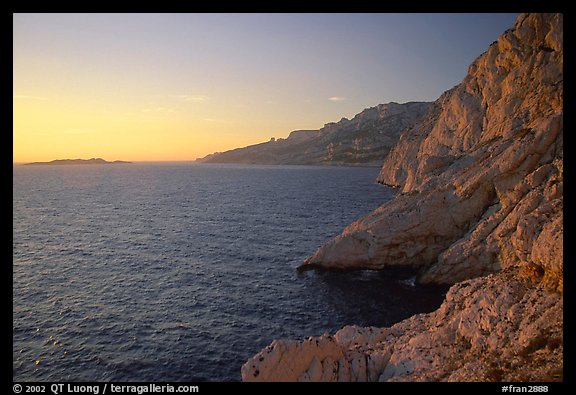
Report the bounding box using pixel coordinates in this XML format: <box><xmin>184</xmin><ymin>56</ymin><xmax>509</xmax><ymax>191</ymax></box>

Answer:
<box><xmin>13</xmin><ymin>13</ymin><xmax>519</xmax><ymax>163</ymax></box>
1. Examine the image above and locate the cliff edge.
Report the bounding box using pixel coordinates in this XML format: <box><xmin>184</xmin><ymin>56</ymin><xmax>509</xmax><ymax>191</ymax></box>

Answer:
<box><xmin>197</xmin><ymin>102</ymin><xmax>431</xmax><ymax>166</ymax></box>
<box><xmin>243</xmin><ymin>13</ymin><xmax>563</xmax><ymax>382</ymax></box>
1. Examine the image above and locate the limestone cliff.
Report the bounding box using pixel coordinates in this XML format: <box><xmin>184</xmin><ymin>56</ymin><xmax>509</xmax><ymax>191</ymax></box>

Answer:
<box><xmin>243</xmin><ymin>13</ymin><xmax>563</xmax><ymax>382</ymax></box>
<box><xmin>197</xmin><ymin>102</ymin><xmax>431</xmax><ymax>166</ymax></box>
<box><xmin>242</xmin><ymin>266</ymin><xmax>562</xmax><ymax>381</ymax></box>
<box><xmin>299</xmin><ymin>13</ymin><xmax>563</xmax><ymax>287</ymax></box>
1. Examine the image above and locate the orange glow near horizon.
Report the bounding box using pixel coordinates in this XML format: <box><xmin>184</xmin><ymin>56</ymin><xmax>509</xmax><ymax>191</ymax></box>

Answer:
<box><xmin>14</xmin><ymin>13</ymin><xmax>519</xmax><ymax>164</ymax></box>
<box><xmin>12</xmin><ymin>95</ymin><xmax>297</xmax><ymax>164</ymax></box>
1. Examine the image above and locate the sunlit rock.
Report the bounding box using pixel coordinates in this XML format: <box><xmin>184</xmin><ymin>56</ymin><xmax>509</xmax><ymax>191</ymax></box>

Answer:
<box><xmin>246</xmin><ymin>13</ymin><xmax>563</xmax><ymax>382</ymax></box>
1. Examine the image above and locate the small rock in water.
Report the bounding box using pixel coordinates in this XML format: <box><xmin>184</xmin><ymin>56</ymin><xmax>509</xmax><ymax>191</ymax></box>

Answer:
<box><xmin>399</xmin><ymin>276</ymin><xmax>417</xmax><ymax>287</ymax></box>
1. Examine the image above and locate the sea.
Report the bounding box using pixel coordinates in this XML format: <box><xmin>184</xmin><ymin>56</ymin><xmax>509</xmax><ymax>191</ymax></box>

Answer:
<box><xmin>13</xmin><ymin>163</ymin><xmax>447</xmax><ymax>382</ymax></box>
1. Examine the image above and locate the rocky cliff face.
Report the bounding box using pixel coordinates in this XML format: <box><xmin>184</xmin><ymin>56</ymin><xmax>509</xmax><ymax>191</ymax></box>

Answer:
<box><xmin>299</xmin><ymin>13</ymin><xmax>563</xmax><ymax>287</ymax></box>
<box><xmin>242</xmin><ymin>266</ymin><xmax>562</xmax><ymax>382</ymax></box>
<box><xmin>197</xmin><ymin>101</ymin><xmax>431</xmax><ymax>166</ymax></box>
<box><xmin>243</xmin><ymin>13</ymin><xmax>563</xmax><ymax>382</ymax></box>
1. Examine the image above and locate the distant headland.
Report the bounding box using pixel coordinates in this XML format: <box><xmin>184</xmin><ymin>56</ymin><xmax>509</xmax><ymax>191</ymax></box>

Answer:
<box><xmin>24</xmin><ymin>158</ymin><xmax>132</xmax><ymax>166</ymax></box>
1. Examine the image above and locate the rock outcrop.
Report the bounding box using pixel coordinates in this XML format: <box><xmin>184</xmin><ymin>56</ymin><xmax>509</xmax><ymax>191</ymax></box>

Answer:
<box><xmin>197</xmin><ymin>102</ymin><xmax>431</xmax><ymax>166</ymax></box>
<box><xmin>244</xmin><ymin>13</ymin><xmax>563</xmax><ymax>381</ymax></box>
<box><xmin>298</xmin><ymin>13</ymin><xmax>563</xmax><ymax>287</ymax></box>
<box><xmin>243</xmin><ymin>266</ymin><xmax>562</xmax><ymax>381</ymax></box>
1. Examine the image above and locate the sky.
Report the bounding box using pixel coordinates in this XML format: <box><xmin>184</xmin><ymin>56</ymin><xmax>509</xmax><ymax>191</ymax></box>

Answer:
<box><xmin>13</xmin><ymin>13</ymin><xmax>519</xmax><ymax>163</ymax></box>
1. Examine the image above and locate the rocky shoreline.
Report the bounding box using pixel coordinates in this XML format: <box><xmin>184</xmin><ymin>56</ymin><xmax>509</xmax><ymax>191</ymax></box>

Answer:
<box><xmin>243</xmin><ymin>266</ymin><xmax>562</xmax><ymax>382</ymax></box>
<box><xmin>242</xmin><ymin>13</ymin><xmax>563</xmax><ymax>382</ymax></box>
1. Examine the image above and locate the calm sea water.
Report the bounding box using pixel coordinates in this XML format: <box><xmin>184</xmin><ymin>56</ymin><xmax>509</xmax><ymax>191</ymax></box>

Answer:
<box><xmin>13</xmin><ymin>163</ymin><xmax>446</xmax><ymax>382</ymax></box>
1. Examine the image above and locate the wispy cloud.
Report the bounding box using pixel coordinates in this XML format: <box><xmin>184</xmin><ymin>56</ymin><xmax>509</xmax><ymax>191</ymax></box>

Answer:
<box><xmin>202</xmin><ymin>118</ymin><xmax>231</xmax><ymax>124</ymax></box>
<box><xmin>328</xmin><ymin>96</ymin><xmax>346</xmax><ymax>102</ymax></box>
<box><xmin>174</xmin><ymin>95</ymin><xmax>208</xmax><ymax>103</ymax></box>
<box><xmin>13</xmin><ymin>95</ymin><xmax>48</xmax><ymax>101</ymax></box>
<box><xmin>142</xmin><ymin>107</ymin><xmax>176</xmax><ymax>113</ymax></box>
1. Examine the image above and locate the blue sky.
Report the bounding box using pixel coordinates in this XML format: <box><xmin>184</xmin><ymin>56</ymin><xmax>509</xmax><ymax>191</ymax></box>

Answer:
<box><xmin>13</xmin><ymin>13</ymin><xmax>519</xmax><ymax>161</ymax></box>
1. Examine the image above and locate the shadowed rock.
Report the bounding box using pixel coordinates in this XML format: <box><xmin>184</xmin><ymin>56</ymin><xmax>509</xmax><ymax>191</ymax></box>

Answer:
<box><xmin>245</xmin><ymin>13</ymin><xmax>563</xmax><ymax>382</ymax></box>
<box><xmin>299</xmin><ymin>13</ymin><xmax>563</xmax><ymax>287</ymax></box>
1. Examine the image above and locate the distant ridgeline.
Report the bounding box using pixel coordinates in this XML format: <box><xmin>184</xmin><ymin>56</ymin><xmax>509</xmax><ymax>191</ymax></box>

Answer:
<box><xmin>197</xmin><ymin>102</ymin><xmax>431</xmax><ymax>166</ymax></box>
<box><xmin>24</xmin><ymin>158</ymin><xmax>132</xmax><ymax>165</ymax></box>
<box><xmin>242</xmin><ymin>13</ymin><xmax>564</xmax><ymax>383</ymax></box>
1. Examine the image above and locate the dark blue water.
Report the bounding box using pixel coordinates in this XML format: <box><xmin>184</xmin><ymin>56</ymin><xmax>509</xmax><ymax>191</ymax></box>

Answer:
<box><xmin>13</xmin><ymin>163</ymin><xmax>446</xmax><ymax>382</ymax></box>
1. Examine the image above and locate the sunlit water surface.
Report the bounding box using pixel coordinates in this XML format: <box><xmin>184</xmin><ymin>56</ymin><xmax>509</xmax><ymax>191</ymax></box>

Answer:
<box><xmin>13</xmin><ymin>163</ymin><xmax>446</xmax><ymax>381</ymax></box>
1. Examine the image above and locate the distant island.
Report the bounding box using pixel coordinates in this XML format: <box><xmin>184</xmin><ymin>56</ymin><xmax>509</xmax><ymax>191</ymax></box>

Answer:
<box><xmin>24</xmin><ymin>158</ymin><xmax>132</xmax><ymax>165</ymax></box>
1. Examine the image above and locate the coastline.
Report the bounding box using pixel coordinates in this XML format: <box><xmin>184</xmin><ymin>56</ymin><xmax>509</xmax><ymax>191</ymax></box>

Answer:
<box><xmin>242</xmin><ymin>13</ymin><xmax>563</xmax><ymax>382</ymax></box>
